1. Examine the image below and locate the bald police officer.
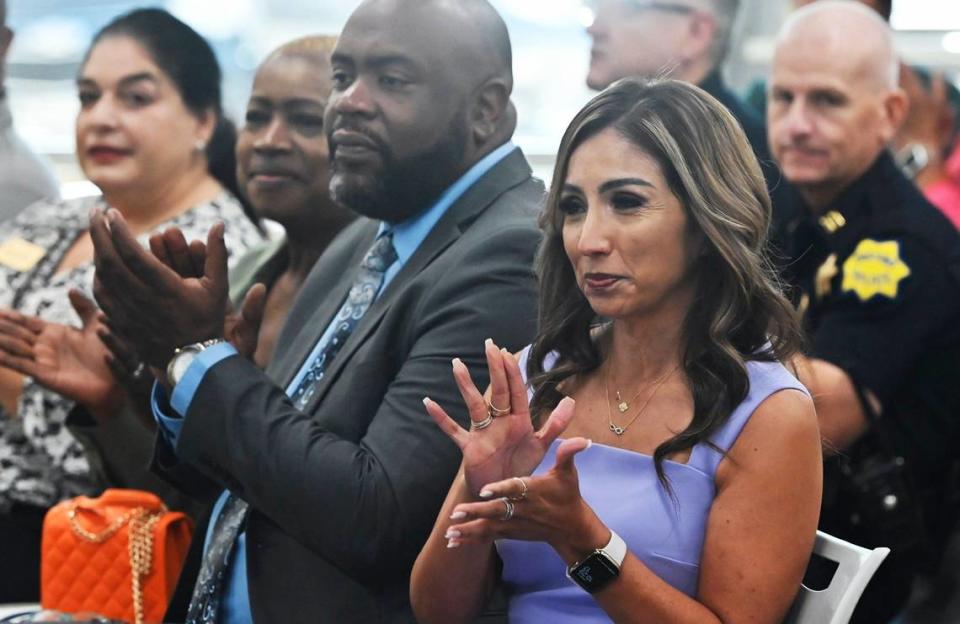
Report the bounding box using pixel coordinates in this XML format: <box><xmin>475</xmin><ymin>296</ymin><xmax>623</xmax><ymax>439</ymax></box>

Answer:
<box><xmin>769</xmin><ymin>3</ymin><xmax>960</xmax><ymax>621</ymax></box>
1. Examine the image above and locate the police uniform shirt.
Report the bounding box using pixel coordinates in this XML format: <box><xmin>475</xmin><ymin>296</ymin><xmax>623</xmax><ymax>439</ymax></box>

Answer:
<box><xmin>783</xmin><ymin>151</ymin><xmax>960</xmax><ymax>474</ymax></box>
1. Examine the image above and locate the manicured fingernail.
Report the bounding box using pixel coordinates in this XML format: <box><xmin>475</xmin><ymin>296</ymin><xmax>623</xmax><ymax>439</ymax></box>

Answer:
<box><xmin>479</xmin><ymin>490</ymin><xmax>493</xmax><ymax>499</ymax></box>
<box><xmin>422</xmin><ymin>397</ymin><xmax>431</xmax><ymax>406</ymax></box>
<box><xmin>452</xmin><ymin>357</ymin><xmax>463</xmax><ymax>368</ymax></box>
<box><xmin>586</xmin><ymin>439</ymin><xmax>593</xmax><ymax>449</ymax></box>
<box><xmin>444</xmin><ymin>529</ymin><xmax>461</xmax><ymax>539</ymax></box>
<box><xmin>485</xmin><ymin>338</ymin><xmax>493</xmax><ymax>348</ymax></box>
<box><xmin>447</xmin><ymin>540</ymin><xmax>461</xmax><ymax>549</ymax></box>
<box><xmin>450</xmin><ymin>511</ymin><xmax>466</xmax><ymax>520</ymax></box>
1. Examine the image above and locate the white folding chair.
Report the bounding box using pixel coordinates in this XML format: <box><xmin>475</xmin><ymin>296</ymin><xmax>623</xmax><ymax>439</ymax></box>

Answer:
<box><xmin>785</xmin><ymin>531</ymin><xmax>890</xmax><ymax>624</ymax></box>
<box><xmin>0</xmin><ymin>604</ymin><xmax>40</xmax><ymax>621</ymax></box>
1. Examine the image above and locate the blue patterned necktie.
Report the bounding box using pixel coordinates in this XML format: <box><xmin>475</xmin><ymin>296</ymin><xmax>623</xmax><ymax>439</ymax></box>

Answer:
<box><xmin>290</xmin><ymin>230</ymin><xmax>398</xmax><ymax>408</ymax></box>
<box><xmin>184</xmin><ymin>232</ymin><xmax>397</xmax><ymax>623</ymax></box>
<box><xmin>185</xmin><ymin>495</ymin><xmax>249</xmax><ymax>624</ymax></box>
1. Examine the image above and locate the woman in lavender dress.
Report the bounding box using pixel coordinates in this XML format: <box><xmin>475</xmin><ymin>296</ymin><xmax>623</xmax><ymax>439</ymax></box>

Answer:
<box><xmin>412</xmin><ymin>79</ymin><xmax>823</xmax><ymax>623</ymax></box>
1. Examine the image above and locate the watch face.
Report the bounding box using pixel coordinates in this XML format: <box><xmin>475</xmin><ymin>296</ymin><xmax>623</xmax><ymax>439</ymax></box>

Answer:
<box><xmin>568</xmin><ymin>552</ymin><xmax>620</xmax><ymax>593</ymax></box>
<box><xmin>170</xmin><ymin>351</ymin><xmax>197</xmax><ymax>384</ymax></box>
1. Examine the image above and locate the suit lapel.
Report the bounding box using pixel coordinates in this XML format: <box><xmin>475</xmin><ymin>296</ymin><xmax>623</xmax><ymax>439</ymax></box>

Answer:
<box><xmin>267</xmin><ymin>223</ymin><xmax>379</xmax><ymax>387</ymax></box>
<box><xmin>299</xmin><ymin>148</ymin><xmax>533</xmax><ymax>413</ymax></box>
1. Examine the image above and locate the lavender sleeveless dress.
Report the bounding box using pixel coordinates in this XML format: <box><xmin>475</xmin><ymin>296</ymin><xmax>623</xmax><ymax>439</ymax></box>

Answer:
<box><xmin>495</xmin><ymin>347</ymin><xmax>808</xmax><ymax>623</ymax></box>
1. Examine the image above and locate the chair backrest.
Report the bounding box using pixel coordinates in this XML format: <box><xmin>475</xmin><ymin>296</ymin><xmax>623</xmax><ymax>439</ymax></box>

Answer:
<box><xmin>784</xmin><ymin>531</ymin><xmax>890</xmax><ymax>624</ymax></box>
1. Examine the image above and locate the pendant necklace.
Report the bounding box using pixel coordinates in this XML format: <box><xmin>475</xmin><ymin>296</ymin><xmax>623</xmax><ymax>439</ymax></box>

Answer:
<box><xmin>614</xmin><ymin>386</ymin><xmax>645</xmax><ymax>414</ymax></box>
<box><xmin>604</xmin><ymin>362</ymin><xmax>680</xmax><ymax>436</ymax></box>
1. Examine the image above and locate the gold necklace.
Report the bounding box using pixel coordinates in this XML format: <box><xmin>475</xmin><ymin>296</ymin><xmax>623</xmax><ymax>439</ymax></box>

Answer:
<box><xmin>604</xmin><ymin>362</ymin><xmax>679</xmax><ymax>436</ymax></box>
<box><xmin>614</xmin><ymin>386</ymin><xmax>646</xmax><ymax>413</ymax></box>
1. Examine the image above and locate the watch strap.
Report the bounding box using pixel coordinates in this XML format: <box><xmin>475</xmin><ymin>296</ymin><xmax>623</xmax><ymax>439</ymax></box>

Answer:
<box><xmin>601</xmin><ymin>529</ymin><xmax>627</xmax><ymax>567</ymax></box>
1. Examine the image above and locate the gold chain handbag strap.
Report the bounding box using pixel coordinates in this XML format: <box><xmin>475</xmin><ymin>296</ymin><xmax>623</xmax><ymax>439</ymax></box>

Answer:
<box><xmin>68</xmin><ymin>502</ymin><xmax>169</xmax><ymax>624</ymax></box>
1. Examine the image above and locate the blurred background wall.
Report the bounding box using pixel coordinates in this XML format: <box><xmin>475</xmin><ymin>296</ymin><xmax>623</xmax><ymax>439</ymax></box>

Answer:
<box><xmin>5</xmin><ymin>0</ymin><xmax>960</xmax><ymax>191</ymax></box>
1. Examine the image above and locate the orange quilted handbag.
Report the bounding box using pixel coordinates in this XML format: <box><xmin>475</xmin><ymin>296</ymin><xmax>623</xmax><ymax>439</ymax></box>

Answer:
<box><xmin>41</xmin><ymin>489</ymin><xmax>193</xmax><ymax>624</ymax></box>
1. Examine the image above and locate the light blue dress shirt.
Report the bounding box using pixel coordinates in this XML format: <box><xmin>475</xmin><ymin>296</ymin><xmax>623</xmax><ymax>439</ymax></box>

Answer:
<box><xmin>152</xmin><ymin>141</ymin><xmax>516</xmax><ymax>623</ymax></box>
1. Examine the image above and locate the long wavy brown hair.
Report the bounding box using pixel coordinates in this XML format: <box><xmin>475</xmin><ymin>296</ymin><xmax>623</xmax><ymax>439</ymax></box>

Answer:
<box><xmin>528</xmin><ymin>79</ymin><xmax>803</xmax><ymax>487</ymax></box>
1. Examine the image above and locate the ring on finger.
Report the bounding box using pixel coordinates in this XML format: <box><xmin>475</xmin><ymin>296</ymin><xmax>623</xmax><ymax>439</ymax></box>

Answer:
<box><xmin>132</xmin><ymin>362</ymin><xmax>146</xmax><ymax>380</ymax></box>
<box><xmin>509</xmin><ymin>476</ymin><xmax>528</xmax><ymax>501</ymax></box>
<box><xmin>471</xmin><ymin>414</ymin><xmax>494</xmax><ymax>430</ymax></box>
<box><xmin>501</xmin><ymin>497</ymin><xmax>515</xmax><ymax>521</ymax></box>
<box><xmin>486</xmin><ymin>400</ymin><xmax>510</xmax><ymax>418</ymax></box>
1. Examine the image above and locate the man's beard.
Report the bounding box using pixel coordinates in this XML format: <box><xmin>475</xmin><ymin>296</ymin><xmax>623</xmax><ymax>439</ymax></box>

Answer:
<box><xmin>329</xmin><ymin>119</ymin><xmax>470</xmax><ymax>224</ymax></box>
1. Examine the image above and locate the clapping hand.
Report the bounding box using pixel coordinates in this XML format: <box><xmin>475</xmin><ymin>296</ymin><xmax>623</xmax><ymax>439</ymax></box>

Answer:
<box><xmin>0</xmin><ymin>290</ymin><xmax>124</xmax><ymax>417</ymax></box>
<box><xmin>224</xmin><ymin>284</ymin><xmax>267</xmax><ymax>361</ymax></box>
<box><xmin>442</xmin><ymin>437</ymin><xmax>608</xmax><ymax>560</ymax></box>
<box><xmin>146</xmin><ymin>224</ymin><xmax>266</xmax><ymax>360</ymax></box>
<box><xmin>90</xmin><ymin>209</ymin><xmax>229</xmax><ymax>368</ymax></box>
<box><xmin>423</xmin><ymin>339</ymin><xmax>576</xmax><ymax>497</ymax></box>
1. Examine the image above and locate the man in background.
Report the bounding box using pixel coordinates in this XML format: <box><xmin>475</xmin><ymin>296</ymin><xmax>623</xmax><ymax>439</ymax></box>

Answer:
<box><xmin>585</xmin><ymin>0</ymin><xmax>797</xmax><ymax>246</ymax></box>
<box><xmin>0</xmin><ymin>0</ymin><xmax>59</xmax><ymax>222</ymax></box>
<box><xmin>586</xmin><ymin>0</ymin><xmax>766</xmax><ymax>161</ymax></box>
<box><xmin>747</xmin><ymin>0</ymin><xmax>960</xmax><ymax>230</ymax></box>
<box><xmin>768</xmin><ymin>3</ymin><xmax>960</xmax><ymax>620</ymax></box>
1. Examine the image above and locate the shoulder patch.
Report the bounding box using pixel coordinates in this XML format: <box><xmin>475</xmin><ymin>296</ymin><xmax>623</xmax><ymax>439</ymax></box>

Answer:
<box><xmin>841</xmin><ymin>239</ymin><xmax>911</xmax><ymax>302</ymax></box>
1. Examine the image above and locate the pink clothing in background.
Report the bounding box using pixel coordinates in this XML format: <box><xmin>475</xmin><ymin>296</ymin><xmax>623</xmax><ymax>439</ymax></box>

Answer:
<box><xmin>926</xmin><ymin>143</ymin><xmax>960</xmax><ymax>229</ymax></box>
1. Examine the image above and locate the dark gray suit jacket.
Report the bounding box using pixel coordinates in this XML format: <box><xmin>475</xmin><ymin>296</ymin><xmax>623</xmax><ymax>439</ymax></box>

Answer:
<box><xmin>159</xmin><ymin>148</ymin><xmax>543</xmax><ymax>623</ymax></box>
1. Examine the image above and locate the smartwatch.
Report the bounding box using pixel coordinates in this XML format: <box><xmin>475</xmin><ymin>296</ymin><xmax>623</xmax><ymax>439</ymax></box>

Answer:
<box><xmin>565</xmin><ymin>530</ymin><xmax>627</xmax><ymax>594</ymax></box>
<box><xmin>166</xmin><ymin>339</ymin><xmax>225</xmax><ymax>387</ymax></box>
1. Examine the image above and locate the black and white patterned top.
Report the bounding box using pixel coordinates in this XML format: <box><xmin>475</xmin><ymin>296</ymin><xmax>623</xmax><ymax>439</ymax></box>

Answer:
<box><xmin>0</xmin><ymin>191</ymin><xmax>265</xmax><ymax>510</ymax></box>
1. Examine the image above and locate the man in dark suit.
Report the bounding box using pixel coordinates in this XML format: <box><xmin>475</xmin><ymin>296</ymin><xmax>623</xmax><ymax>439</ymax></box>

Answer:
<box><xmin>88</xmin><ymin>1</ymin><xmax>542</xmax><ymax>621</ymax></box>
<box><xmin>585</xmin><ymin>0</ymin><xmax>799</xmax><ymax>246</ymax></box>
<box><xmin>586</xmin><ymin>0</ymin><xmax>761</xmax><ymax>152</ymax></box>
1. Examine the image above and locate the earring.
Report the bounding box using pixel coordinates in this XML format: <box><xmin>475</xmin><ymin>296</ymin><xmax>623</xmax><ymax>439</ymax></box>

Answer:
<box><xmin>194</xmin><ymin>139</ymin><xmax>207</xmax><ymax>152</ymax></box>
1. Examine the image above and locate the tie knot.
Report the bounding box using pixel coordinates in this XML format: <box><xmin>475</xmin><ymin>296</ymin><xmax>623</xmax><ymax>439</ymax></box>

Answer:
<box><xmin>362</xmin><ymin>232</ymin><xmax>398</xmax><ymax>273</ymax></box>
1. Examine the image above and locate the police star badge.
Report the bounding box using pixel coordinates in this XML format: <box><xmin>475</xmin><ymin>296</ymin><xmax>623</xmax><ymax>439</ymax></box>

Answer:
<box><xmin>841</xmin><ymin>239</ymin><xmax>911</xmax><ymax>301</ymax></box>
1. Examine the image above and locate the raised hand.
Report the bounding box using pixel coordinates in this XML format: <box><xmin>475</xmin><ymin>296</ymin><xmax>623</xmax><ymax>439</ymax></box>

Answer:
<box><xmin>424</xmin><ymin>339</ymin><xmax>576</xmax><ymax>496</ymax></box>
<box><xmin>443</xmin><ymin>438</ymin><xmax>609</xmax><ymax>559</ymax></box>
<box><xmin>149</xmin><ymin>226</ymin><xmax>208</xmax><ymax>279</ymax></box>
<box><xmin>149</xmin><ymin>224</ymin><xmax>270</xmax><ymax>362</ymax></box>
<box><xmin>90</xmin><ymin>209</ymin><xmax>229</xmax><ymax>368</ymax></box>
<box><xmin>224</xmin><ymin>283</ymin><xmax>267</xmax><ymax>361</ymax></box>
<box><xmin>0</xmin><ymin>290</ymin><xmax>123</xmax><ymax>416</ymax></box>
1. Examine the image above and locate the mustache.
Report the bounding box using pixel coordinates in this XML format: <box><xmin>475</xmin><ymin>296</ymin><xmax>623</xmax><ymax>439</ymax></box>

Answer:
<box><xmin>328</xmin><ymin>120</ymin><xmax>390</xmax><ymax>155</ymax></box>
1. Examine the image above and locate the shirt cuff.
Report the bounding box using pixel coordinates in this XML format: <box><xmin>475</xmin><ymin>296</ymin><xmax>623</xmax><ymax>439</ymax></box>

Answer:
<box><xmin>152</xmin><ymin>382</ymin><xmax>184</xmax><ymax>450</ymax></box>
<box><xmin>169</xmin><ymin>341</ymin><xmax>239</xmax><ymax>416</ymax></box>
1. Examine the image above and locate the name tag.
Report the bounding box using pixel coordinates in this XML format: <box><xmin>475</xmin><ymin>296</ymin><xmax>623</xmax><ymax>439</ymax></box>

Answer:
<box><xmin>0</xmin><ymin>237</ymin><xmax>47</xmax><ymax>271</ymax></box>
